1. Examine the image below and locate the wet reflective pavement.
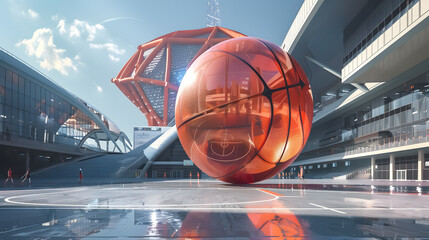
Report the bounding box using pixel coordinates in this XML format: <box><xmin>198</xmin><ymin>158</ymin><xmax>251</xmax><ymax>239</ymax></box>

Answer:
<box><xmin>1</xmin><ymin>179</ymin><xmax>429</xmax><ymax>239</ymax></box>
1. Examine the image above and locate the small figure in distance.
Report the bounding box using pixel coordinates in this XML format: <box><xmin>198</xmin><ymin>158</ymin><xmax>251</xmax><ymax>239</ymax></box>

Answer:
<box><xmin>21</xmin><ymin>168</ymin><xmax>31</xmax><ymax>184</ymax></box>
<box><xmin>79</xmin><ymin>168</ymin><xmax>83</xmax><ymax>184</ymax></box>
<box><xmin>4</xmin><ymin>168</ymin><xmax>14</xmax><ymax>184</ymax></box>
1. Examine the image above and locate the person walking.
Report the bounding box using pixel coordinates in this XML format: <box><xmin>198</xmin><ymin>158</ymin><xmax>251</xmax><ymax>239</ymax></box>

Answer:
<box><xmin>4</xmin><ymin>168</ymin><xmax>14</xmax><ymax>184</ymax></box>
<box><xmin>21</xmin><ymin>168</ymin><xmax>31</xmax><ymax>184</ymax></box>
<box><xmin>79</xmin><ymin>168</ymin><xmax>83</xmax><ymax>183</ymax></box>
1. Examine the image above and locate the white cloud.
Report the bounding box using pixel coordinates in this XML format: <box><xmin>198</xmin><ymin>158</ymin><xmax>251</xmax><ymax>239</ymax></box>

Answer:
<box><xmin>57</xmin><ymin>19</ymin><xmax>66</xmax><ymax>34</ymax></box>
<box><xmin>90</xmin><ymin>43</ymin><xmax>124</xmax><ymax>62</ymax></box>
<box><xmin>74</xmin><ymin>54</ymin><xmax>80</xmax><ymax>60</ymax></box>
<box><xmin>97</xmin><ymin>86</ymin><xmax>103</xmax><ymax>92</ymax></box>
<box><xmin>66</xmin><ymin>19</ymin><xmax>104</xmax><ymax>41</ymax></box>
<box><xmin>109</xmin><ymin>54</ymin><xmax>120</xmax><ymax>62</ymax></box>
<box><xmin>89</xmin><ymin>43</ymin><xmax>125</xmax><ymax>55</ymax></box>
<box><xmin>28</xmin><ymin>9</ymin><xmax>38</xmax><ymax>18</ymax></box>
<box><xmin>22</xmin><ymin>8</ymin><xmax>38</xmax><ymax>18</ymax></box>
<box><xmin>16</xmin><ymin>28</ymin><xmax>76</xmax><ymax>75</ymax></box>
<box><xmin>69</xmin><ymin>23</ymin><xmax>81</xmax><ymax>38</ymax></box>
<box><xmin>55</xmin><ymin>18</ymin><xmax>104</xmax><ymax>42</ymax></box>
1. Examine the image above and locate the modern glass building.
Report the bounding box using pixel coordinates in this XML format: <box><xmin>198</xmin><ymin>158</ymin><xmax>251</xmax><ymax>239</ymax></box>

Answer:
<box><xmin>282</xmin><ymin>0</ymin><xmax>429</xmax><ymax>180</ymax></box>
<box><xmin>0</xmin><ymin>48</ymin><xmax>131</xmax><ymax>177</ymax></box>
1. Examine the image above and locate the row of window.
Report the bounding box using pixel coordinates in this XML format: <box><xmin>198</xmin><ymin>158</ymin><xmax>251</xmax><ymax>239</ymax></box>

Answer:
<box><xmin>0</xmin><ymin>65</ymin><xmax>100</xmax><ymax>143</ymax></box>
<box><xmin>307</xmin><ymin>72</ymin><xmax>429</xmax><ymax>155</ymax></box>
<box><xmin>374</xmin><ymin>154</ymin><xmax>429</xmax><ymax>179</ymax></box>
<box><xmin>343</xmin><ymin>0</ymin><xmax>417</xmax><ymax>64</ymax></box>
<box><xmin>290</xmin><ymin>161</ymin><xmax>350</xmax><ymax>172</ymax></box>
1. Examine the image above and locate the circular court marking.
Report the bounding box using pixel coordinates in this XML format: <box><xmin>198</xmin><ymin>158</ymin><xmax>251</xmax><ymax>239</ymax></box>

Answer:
<box><xmin>4</xmin><ymin>187</ymin><xmax>279</xmax><ymax>209</ymax></box>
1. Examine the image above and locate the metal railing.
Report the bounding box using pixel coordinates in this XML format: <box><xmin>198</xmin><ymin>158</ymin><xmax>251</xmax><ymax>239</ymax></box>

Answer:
<box><xmin>346</xmin><ymin>129</ymin><xmax>429</xmax><ymax>155</ymax></box>
<box><xmin>346</xmin><ymin>167</ymin><xmax>371</xmax><ymax>179</ymax></box>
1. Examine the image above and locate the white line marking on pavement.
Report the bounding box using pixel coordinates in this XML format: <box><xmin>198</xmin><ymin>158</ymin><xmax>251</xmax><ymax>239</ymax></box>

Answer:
<box><xmin>0</xmin><ymin>207</ymin><xmax>428</xmax><ymax>212</ymax></box>
<box><xmin>257</xmin><ymin>189</ymin><xmax>280</xmax><ymax>198</ymax></box>
<box><xmin>309</xmin><ymin>203</ymin><xmax>346</xmax><ymax>214</ymax></box>
<box><xmin>4</xmin><ymin>188</ymin><xmax>279</xmax><ymax>208</ymax></box>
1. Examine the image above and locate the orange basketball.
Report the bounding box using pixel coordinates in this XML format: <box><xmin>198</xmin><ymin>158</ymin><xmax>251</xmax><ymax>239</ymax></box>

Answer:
<box><xmin>175</xmin><ymin>37</ymin><xmax>313</xmax><ymax>184</ymax></box>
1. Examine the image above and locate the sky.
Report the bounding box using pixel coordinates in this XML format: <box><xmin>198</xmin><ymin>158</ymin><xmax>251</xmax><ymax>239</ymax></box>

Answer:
<box><xmin>0</xmin><ymin>0</ymin><xmax>303</xmax><ymax>143</ymax></box>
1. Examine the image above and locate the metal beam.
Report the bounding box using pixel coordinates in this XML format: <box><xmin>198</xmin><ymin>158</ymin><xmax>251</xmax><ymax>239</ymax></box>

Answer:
<box><xmin>306</xmin><ymin>56</ymin><xmax>369</xmax><ymax>92</ymax></box>
<box><xmin>350</xmin><ymin>83</ymin><xmax>369</xmax><ymax>92</ymax></box>
<box><xmin>306</xmin><ymin>56</ymin><xmax>341</xmax><ymax>79</ymax></box>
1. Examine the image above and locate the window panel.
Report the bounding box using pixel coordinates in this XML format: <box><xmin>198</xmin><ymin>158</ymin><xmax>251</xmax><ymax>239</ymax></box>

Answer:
<box><xmin>18</xmin><ymin>75</ymin><xmax>25</xmax><ymax>93</ymax></box>
<box><xmin>0</xmin><ymin>66</ymin><xmax>5</xmax><ymax>86</ymax></box>
<box><xmin>19</xmin><ymin>93</ymin><xmax>24</xmax><ymax>110</ymax></box>
<box><xmin>35</xmin><ymin>84</ymin><xmax>40</xmax><ymax>100</ymax></box>
<box><xmin>5</xmin><ymin>70</ymin><xmax>12</xmax><ymax>89</ymax></box>
<box><xmin>41</xmin><ymin>87</ymin><xmax>45</xmax><ymax>102</ymax></box>
<box><xmin>12</xmin><ymin>72</ymin><xmax>18</xmax><ymax>91</ymax></box>
<box><xmin>5</xmin><ymin>88</ymin><xmax>12</xmax><ymax>106</ymax></box>
<box><xmin>12</xmin><ymin>90</ymin><xmax>18</xmax><ymax>108</ymax></box>
<box><xmin>30</xmin><ymin>81</ymin><xmax>35</xmax><ymax>99</ymax></box>
<box><xmin>25</xmin><ymin>78</ymin><xmax>31</xmax><ymax>96</ymax></box>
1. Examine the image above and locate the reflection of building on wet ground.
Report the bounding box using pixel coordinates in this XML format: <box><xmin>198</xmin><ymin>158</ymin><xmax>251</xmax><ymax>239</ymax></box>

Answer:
<box><xmin>283</xmin><ymin>0</ymin><xmax>429</xmax><ymax>180</ymax></box>
<box><xmin>0</xmin><ymin>48</ymin><xmax>132</xmax><ymax>179</ymax></box>
<box><xmin>0</xmin><ymin>179</ymin><xmax>428</xmax><ymax>238</ymax></box>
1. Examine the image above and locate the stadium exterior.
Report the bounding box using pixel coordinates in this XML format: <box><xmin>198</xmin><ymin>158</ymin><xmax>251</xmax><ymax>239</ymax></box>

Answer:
<box><xmin>113</xmin><ymin>27</ymin><xmax>245</xmax><ymax>179</ymax></box>
<box><xmin>112</xmin><ymin>26</ymin><xmax>245</xmax><ymax>126</ymax></box>
<box><xmin>283</xmin><ymin>0</ymin><xmax>429</xmax><ymax>180</ymax></box>
<box><xmin>0</xmin><ymin>48</ymin><xmax>132</xmax><ymax>177</ymax></box>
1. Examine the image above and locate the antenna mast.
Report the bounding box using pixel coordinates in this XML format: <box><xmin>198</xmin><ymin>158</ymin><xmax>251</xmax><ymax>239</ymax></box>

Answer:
<box><xmin>207</xmin><ymin>0</ymin><xmax>221</xmax><ymax>27</ymax></box>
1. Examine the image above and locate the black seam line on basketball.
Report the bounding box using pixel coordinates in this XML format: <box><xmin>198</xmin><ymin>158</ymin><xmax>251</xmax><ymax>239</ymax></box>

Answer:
<box><xmin>205</xmin><ymin>50</ymin><xmax>275</xmax><ymax>180</ymax></box>
<box><xmin>176</xmin><ymin>51</ymin><xmax>301</xmax><ymax>131</ymax></box>
<box><xmin>213</xmin><ymin>96</ymin><xmax>274</xmax><ymax>180</ymax></box>
<box><xmin>210</xmin><ymin>49</ymin><xmax>275</xmax><ymax>162</ymax></box>
<box><xmin>216</xmin><ymin>41</ymin><xmax>291</xmax><ymax>181</ymax></box>
<box><xmin>256</xmin><ymin>39</ymin><xmax>291</xmax><ymax>168</ymax></box>
<box><xmin>257</xmin><ymin>154</ymin><xmax>273</xmax><ymax>164</ymax></box>
<box><xmin>176</xmin><ymin>50</ymin><xmax>273</xmax><ymax>130</ymax></box>
<box><xmin>176</xmin><ymin>92</ymin><xmax>266</xmax><ymax>130</ymax></box>
<box><xmin>271</xmin><ymin>83</ymin><xmax>303</xmax><ymax>92</ymax></box>
<box><xmin>289</xmin><ymin>58</ymin><xmax>306</xmax><ymax>148</ymax></box>
<box><xmin>177</xmin><ymin>48</ymin><xmax>273</xmax><ymax>131</ymax></box>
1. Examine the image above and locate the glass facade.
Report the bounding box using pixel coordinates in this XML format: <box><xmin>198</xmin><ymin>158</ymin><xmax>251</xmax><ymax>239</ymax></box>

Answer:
<box><xmin>301</xmin><ymin>71</ymin><xmax>429</xmax><ymax>159</ymax></box>
<box><xmin>281</xmin><ymin>0</ymin><xmax>429</xmax><ymax>180</ymax></box>
<box><xmin>289</xmin><ymin>71</ymin><xmax>429</xmax><ymax>180</ymax></box>
<box><xmin>0</xmin><ymin>66</ymin><xmax>79</xmax><ymax>144</ymax></box>
<box><xmin>0</xmin><ymin>49</ymin><xmax>131</xmax><ymax>154</ymax></box>
<box><xmin>374</xmin><ymin>158</ymin><xmax>390</xmax><ymax>179</ymax></box>
<box><xmin>0</xmin><ymin>48</ymin><xmax>132</xmax><ymax>177</ymax></box>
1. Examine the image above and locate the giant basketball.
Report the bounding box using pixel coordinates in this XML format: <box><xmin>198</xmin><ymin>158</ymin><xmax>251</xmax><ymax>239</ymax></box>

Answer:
<box><xmin>175</xmin><ymin>37</ymin><xmax>313</xmax><ymax>184</ymax></box>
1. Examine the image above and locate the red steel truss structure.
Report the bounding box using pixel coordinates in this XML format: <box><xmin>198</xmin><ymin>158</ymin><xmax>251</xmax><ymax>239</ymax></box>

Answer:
<box><xmin>112</xmin><ymin>27</ymin><xmax>246</xmax><ymax>126</ymax></box>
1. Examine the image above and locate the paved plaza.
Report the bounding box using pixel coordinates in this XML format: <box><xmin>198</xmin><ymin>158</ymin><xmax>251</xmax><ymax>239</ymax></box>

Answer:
<box><xmin>0</xmin><ymin>179</ymin><xmax>428</xmax><ymax>239</ymax></box>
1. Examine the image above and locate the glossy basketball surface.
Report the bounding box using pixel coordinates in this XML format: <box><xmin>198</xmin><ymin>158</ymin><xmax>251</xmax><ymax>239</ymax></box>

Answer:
<box><xmin>175</xmin><ymin>37</ymin><xmax>313</xmax><ymax>184</ymax></box>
